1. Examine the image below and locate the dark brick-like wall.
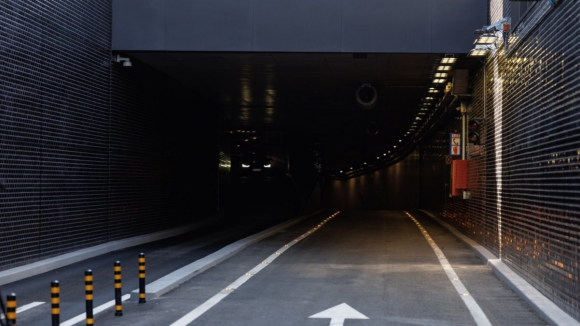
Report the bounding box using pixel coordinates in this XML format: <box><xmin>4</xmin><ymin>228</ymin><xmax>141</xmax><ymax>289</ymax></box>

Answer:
<box><xmin>0</xmin><ymin>1</ymin><xmax>216</xmax><ymax>271</ymax></box>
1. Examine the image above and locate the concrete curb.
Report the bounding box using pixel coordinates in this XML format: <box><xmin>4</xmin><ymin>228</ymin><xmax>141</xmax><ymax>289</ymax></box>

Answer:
<box><xmin>130</xmin><ymin>209</ymin><xmax>326</xmax><ymax>301</ymax></box>
<box><xmin>0</xmin><ymin>217</ymin><xmax>220</xmax><ymax>286</ymax></box>
<box><xmin>419</xmin><ymin>209</ymin><xmax>580</xmax><ymax>326</ymax></box>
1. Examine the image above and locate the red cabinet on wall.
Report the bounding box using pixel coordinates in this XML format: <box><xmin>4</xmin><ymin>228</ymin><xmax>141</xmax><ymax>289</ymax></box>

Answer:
<box><xmin>451</xmin><ymin>160</ymin><xmax>468</xmax><ymax>196</ymax></box>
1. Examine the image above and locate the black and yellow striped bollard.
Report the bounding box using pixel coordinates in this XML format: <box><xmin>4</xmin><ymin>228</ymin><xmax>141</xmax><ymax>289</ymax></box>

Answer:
<box><xmin>6</xmin><ymin>293</ymin><xmax>16</xmax><ymax>326</ymax></box>
<box><xmin>85</xmin><ymin>270</ymin><xmax>94</xmax><ymax>326</ymax></box>
<box><xmin>51</xmin><ymin>281</ymin><xmax>60</xmax><ymax>326</ymax></box>
<box><xmin>114</xmin><ymin>261</ymin><xmax>122</xmax><ymax>316</ymax></box>
<box><xmin>138</xmin><ymin>253</ymin><xmax>146</xmax><ymax>303</ymax></box>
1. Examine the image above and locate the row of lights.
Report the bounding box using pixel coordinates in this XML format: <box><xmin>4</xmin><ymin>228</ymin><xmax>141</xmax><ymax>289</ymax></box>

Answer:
<box><xmin>336</xmin><ymin>55</ymin><xmax>458</xmax><ymax>177</ymax></box>
<box><xmin>408</xmin><ymin>55</ymin><xmax>457</xmax><ymax>137</ymax></box>
<box><xmin>228</xmin><ymin>130</ymin><xmax>257</xmax><ymax>134</ymax></box>
<box><xmin>228</xmin><ymin>130</ymin><xmax>259</xmax><ymax>148</ymax></box>
<box><xmin>338</xmin><ymin>151</ymin><xmax>392</xmax><ymax>175</ymax></box>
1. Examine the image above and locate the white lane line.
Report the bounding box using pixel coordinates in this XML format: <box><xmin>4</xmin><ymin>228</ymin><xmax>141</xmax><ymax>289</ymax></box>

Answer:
<box><xmin>170</xmin><ymin>212</ymin><xmax>340</xmax><ymax>326</ymax></box>
<box><xmin>0</xmin><ymin>301</ymin><xmax>45</xmax><ymax>318</ymax></box>
<box><xmin>60</xmin><ymin>294</ymin><xmax>130</xmax><ymax>326</ymax></box>
<box><xmin>405</xmin><ymin>212</ymin><xmax>492</xmax><ymax>326</ymax></box>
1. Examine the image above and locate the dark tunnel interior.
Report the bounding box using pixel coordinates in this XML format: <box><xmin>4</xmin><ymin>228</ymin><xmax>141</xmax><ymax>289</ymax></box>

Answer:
<box><xmin>120</xmin><ymin>52</ymin><xmax>482</xmax><ymax>220</ymax></box>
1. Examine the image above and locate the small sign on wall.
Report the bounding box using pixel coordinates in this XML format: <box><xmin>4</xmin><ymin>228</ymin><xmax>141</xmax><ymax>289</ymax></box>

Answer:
<box><xmin>445</xmin><ymin>155</ymin><xmax>453</xmax><ymax>165</ymax></box>
<box><xmin>450</xmin><ymin>132</ymin><xmax>462</xmax><ymax>156</ymax></box>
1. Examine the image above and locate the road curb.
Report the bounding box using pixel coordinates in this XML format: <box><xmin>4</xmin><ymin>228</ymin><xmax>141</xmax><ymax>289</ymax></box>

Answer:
<box><xmin>130</xmin><ymin>209</ymin><xmax>326</xmax><ymax>301</ymax></box>
<box><xmin>0</xmin><ymin>217</ymin><xmax>220</xmax><ymax>286</ymax></box>
<box><xmin>420</xmin><ymin>209</ymin><xmax>580</xmax><ymax>326</ymax></box>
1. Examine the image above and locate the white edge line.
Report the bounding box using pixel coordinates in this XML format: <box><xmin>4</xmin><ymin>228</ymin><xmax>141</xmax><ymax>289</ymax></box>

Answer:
<box><xmin>0</xmin><ymin>301</ymin><xmax>45</xmax><ymax>319</ymax></box>
<box><xmin>419</xmin><ymin>209</ymin><xmax>580</xmax><ymax>326</ymax></box>
<box><xmin>60</xmin><ymin>294</ymin><xmax>130</xmax><ymax>326</ymax></box>
<box><xmin>169</xmin><ymin>212</ymin><xmax>339</xmax><ymax>326</ymax></box>
<box><xmin>18</xmin><ymin>301</ymin><xmax>45</xmax><ymax>313</ymax></box>
<box><xmin>405</xmin><ymin>212</ymin><xmax>492</xmax><ymax>326</ymax></box>
<box><xmin>130</xmin><ymin>209</ymin><xmax>326</xmax><ymax>301</ymax></box>
<box><xmin>419</xmin><ymin>210</ymin><xmax>496</xmax><ymax>262</ymax></box>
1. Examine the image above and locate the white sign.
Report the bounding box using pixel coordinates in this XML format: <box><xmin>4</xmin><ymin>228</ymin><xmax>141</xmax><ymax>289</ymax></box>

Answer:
<box><xmin>450</xmin><ymin>132</ymin><xmax>462</xmax><ymax>156</ymax></box>
<box><xmin>309</xmin><ymin>303</ymin><xmax>369</xmax><ymax>326</ymax></box>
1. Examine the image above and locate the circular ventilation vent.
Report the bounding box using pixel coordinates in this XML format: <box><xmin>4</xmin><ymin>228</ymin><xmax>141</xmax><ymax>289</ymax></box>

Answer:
<box><xmin>356</xmin><ymin>83</ymin><xmax>377</xmax><ymax>108</ymax></box>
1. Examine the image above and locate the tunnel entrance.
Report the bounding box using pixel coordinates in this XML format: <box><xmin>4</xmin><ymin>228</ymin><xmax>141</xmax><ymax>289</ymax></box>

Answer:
<box><xmin>125</xmin><ymin>52</ymin><xmax>477</xmax><ymax>216</ymax></box>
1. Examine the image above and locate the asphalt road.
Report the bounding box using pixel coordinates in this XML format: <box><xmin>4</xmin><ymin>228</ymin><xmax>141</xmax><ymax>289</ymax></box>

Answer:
<box><xmin>0</xmin><ymin>217</ymin><xmax>286</xmax><ymax>326</ymax></box>
<box><xmin>86</xmin><ymin>210</ymin><xmax>547</xmax><ymax>326</ymax></box>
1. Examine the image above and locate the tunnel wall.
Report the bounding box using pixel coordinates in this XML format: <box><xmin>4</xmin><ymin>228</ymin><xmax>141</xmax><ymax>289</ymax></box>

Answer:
<box><xmin>0</xmin><ymin>1</ymin><xmax>217</xmax><ymax>271</ymax></box>
<box><xmin>324</xmin><ymin>152</ymin><xmax>421</xmax><ymax>211</ymax></box>
<box><xmin>421</xmin><ymin>1</ymin><xmax>580</xmax><ymax>320</ymax></box>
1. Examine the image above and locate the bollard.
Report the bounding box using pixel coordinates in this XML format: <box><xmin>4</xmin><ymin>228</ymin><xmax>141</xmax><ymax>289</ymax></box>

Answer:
<box><xmin>85</xmin><ymin>270</ymin><xmax>94</xmax><ymax>326</ymax></box>
<box><xmin>114</xmin><ymin>261</ymin><xmax>122</xmax><ymax>316</ymax></box>
<box><xmin>0</xmin><ymin>289</ymin><xmax>6</xmax><ymax>326</ymax></box>
<box><xmin>138</xmin><ymin>253</ymin><xmax>146</xmax><ymax>303</ymax></box>
<box><xmin>51</xmin><ymin>281</ymin><xmax>60</xmax><ymax>326</ymax></box>
<box><xmin>6</xmin><ymin>293</ymin><xmax>16</xmax><ymax>326</ymax></box>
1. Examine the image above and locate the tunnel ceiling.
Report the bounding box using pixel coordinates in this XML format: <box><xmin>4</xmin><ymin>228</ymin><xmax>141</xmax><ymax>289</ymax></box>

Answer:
<box><xmin>128</xmin><ymin>52</ymin><xmax>475</xmax><ymax>173</ymax></box>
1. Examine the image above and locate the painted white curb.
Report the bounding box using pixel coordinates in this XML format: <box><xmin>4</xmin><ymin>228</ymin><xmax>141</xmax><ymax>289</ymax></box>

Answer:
<box><xmin>130</xmin><ymin>209</ymin><xmax>325</xmax><ymax>301</ymax></box>
<box><xmin>0</xmin><ymin>217</ymin><xmax>219</xmax><ymax>286</ymax></box>
<box><xmin>420</xmin><ymin>209</ymin><xmax>580</xmax><ymax>326</ymax></box>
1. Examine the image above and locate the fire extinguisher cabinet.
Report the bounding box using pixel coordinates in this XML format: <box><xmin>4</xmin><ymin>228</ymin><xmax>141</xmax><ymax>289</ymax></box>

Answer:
<box><xmin>451</xmin><ymin>160</ymin><xmax>468</xmax><ymax>197</ymax></box>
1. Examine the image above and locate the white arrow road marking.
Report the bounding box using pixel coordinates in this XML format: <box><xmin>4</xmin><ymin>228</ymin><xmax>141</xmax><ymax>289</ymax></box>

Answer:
<box><xmin>405</xmin><ymin>212</ymin><xmax>492</xmax><ymax>326</ymax></box>
<box><xmin>309</xmin><ymin>303</ymin><xmax>369</xmax><ymax>326</ymax></box>
<box><xmin>0</xmin><ymin>301</ymin><xmax>45</xmax><ymax>319</ymax></box>
<box><xmin>169</xmin><ymin>212</ymin><xmax>341</xmax><ymax>326</ymax></box>
<box><xmin>60</xmin><ymin>294</ymin><xmax>130</xmax><ymax>326</ymax></box>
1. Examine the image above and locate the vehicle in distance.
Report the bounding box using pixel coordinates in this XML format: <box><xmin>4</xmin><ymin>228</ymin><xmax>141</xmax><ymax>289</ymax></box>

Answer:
<box><xmin>240</xmin><ymin>151</ymin><xmax>272</xmax><ymax>174</ymax></box>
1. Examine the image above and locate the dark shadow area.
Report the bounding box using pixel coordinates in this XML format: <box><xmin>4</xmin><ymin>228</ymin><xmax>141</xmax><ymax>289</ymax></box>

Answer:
<box><xmin>226</xmin><ymin>175</ymin><xmax>300</xmax><ymax>221</ymax></box>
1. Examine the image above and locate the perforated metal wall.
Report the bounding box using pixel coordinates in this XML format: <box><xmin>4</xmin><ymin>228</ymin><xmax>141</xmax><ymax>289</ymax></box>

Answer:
<box><xmin>499</xmin><ymin>1</ymin><xmax>580</xmax><ymax>317</ymax></box>
<box><xmin>0</xmin><ymin>1</ymin><xmax>216</xmax><ymax>271</ymax></box>
<box><xmin>0</xmin><ymin>1</ymin><xmax>112</xmax><ymax>268</ymax></box>
<box><xmin>428</xmin><ymin>0</ymin><xmax>580</xmax><ymax>320</ymax></box>
<box><xmin>109</xmin><ymin>62</ymin><xmax>212</xmax><ymax>241</ymax></box>
<box><xmin>421</xmin><ymin>79</ymin><xmax>502</xmax><ymax>256</ymax></box>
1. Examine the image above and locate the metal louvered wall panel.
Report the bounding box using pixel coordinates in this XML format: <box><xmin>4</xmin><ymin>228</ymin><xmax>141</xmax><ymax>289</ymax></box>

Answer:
<box><xmin>426</xmin><ymin>0</ymin><xmax>580</xmax><ymax>320</ymax></box>
<box><xmin>0</xmin><ymin>2</ymin><xmax>43</xmax><ymax>267</ymax></box>
<box><xmin>498</xmin><ymin>1</ymin><xmax>580</xmax><ymax>317</ymax></box>
<box><xmin>109</xmin><ymin>64</ymin><xmax>209</xmax><ymax>241</ymax></box>
<box><xmin>38</xmin><ymin>0</ymin><xmax>112</xmax><ymax>255</ymax></box>
<box><xmin>428</xmin><ymin>76</ymin><xmax>501</xmax><ymax>256</ymax></box>
<box><xmin>0</xmin><ymin>1</ymin><xmax>112</xmax><ymax>266</ymax></box>
<box><xmin>0</xmin><ymin>1</ymin><xmax>216</xmax><ymax>271</ymax></box>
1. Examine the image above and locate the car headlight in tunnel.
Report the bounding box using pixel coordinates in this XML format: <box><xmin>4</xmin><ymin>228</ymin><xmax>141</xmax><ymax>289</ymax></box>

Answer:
<box><xmin>242</xmin><ymin>164</ymin><xmax>251</xmax><ymax>168</ymax></box>
<box><xmin>264</xmin><ymin>164</ymin><xmax>271</xmax><ymax>168</ymax></box>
